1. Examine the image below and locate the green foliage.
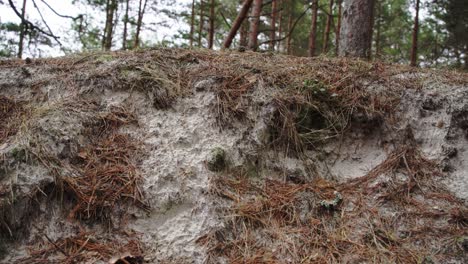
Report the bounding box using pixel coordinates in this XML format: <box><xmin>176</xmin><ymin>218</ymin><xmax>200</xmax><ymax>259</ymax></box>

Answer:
<box><xmin>0</xmin><ymin>22</ymin><xmax>19</xmax><ymax>57</ymax></box>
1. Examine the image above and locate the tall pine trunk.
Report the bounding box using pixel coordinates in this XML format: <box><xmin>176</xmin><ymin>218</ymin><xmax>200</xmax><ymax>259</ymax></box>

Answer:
<box><xmin>277</xmin><ymin>0</ymin><xmax>283</xmax><ymax>51</ymax></box>
<box><xmin>286</xmin><ymin>6</ymin><xmax>293</xmax><ymax>55</ymax></box>
<box><xmin>223</xmin><ymin>0</ymin><xmax>254</xmax><ymax>49</ymax></box>
<box><xmin>335</xmin><ymin>0</ymin><xmax>342</xmax><ymax>55</ymax></box>
<box><xmin>134</xmin><ymin>0</ymin><xmax>148</xmax><ymax>48</ymax></box>
<box><xmin>189</xmin><ymin>0</ymin><xmax>196</xmax><ymax>48</ymax></box>
<box><xmin>410</xmin><ymin>0</ymin><xmax>420</xmax><ymax>66</ymax></box>
<box><xmin>322</xmin><ymin>0</ymin><xmax>334</xmax><ymax>53</ymax></box>
<box><xmin>198</xmin><ymin>0</ymin><xmax>204</xmax><ymax>47</ymax></box>
<box><xmin>248</xmin><ymin>0</ymin><xmax>263</xmax><ymax>51</ymax></box>
<box><xmin>239</xmin><ymin>0</ymin><xmax>248</xmax><ymax>47</ymax></box>
<box><xmin>374</xmin><ymin>0</ymin><xmax>381</xmax><ymax>58</ymax></box>
<box><xmin>122</xmin><ymin>0</ymin><xmax>130</xmax><ymax>50</ymax></box>
<box><xmin>308</xmin><ymin>0</ymin><xmax>319</xmax><ymax>57</ymax></box>
<box><xmin>103</xmin><ymin>0</ymin><xmax>117</xmax><ymax>51</ymax></box>
<box><xmin>269</xmin><ymin>0</ymin><xmax>277</xmax><ymax>50</ymax></box>
<box><xmin>240</xmin><ymin>20</ymin><xmax>248</xmax><ymax>47</ymax></box>
<box><xmin>17</xmin><ymin>0</ymin><xmax>27</xmax><ymax>58</ymax></box>
<box><xmin>338</xmin><ymin>0</ymin><xmax>375</xmax><ymax>58</ymax></box>
<box><xmin>208</xmin><ymin>0</ymin><xmax>215</xmax><ymax>49</ymax></box>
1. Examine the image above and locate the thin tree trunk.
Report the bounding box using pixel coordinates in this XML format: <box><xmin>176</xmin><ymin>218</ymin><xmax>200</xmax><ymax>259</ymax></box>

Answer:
<box><xmin>338</xmin><ymin>0</ymin><xmax>375</xmax><ymax>58</ymax></box>
<box><xmin>208</xmin><ymin>0</ymin><xmax>215</xmax><ymax>49</ymax></box>
<box><xmin>277</xmin><ymin>0</ymin><xmax>283</xmax><ymax>51</ymax></box>
<box><xmin>17</xmin><ymin>0</ymin><xmax>27</xmax><ymax>58</ymax></box>
<box><xmin>223</xmin><ymin>0</ymin><xmax>254</xmax><ymax>49</ymax></box>
<box><xmin>240</xmin><ymin>20</ymin><xmax>248</xmax><ymax>47</ymax></box>
<box><xmin>410</xmin><ymin>0</ymin><xmax>420</xmax><ymax>67</ymax></box>
<box><xmin>335</xmin><ymin>0</ymin><xmax>342</xmax><ymax>55</ymax></box>
<box><xmin>104</xmin><ymin>0</ymin><xmax>117</xmax><ymax>50</ymax></box>
<box><xmin>134</xmin><ymin>0</ymin><xmax>148</xmax><ymax>48</ymax></box>
<box><xmin>308</xmin><ymin>0</ymin><xmax>319</xmax><ymax>57</ymax></box>
<box><xmin>286</xmin><ymin>6</ymin><xmax>293</xmax><ymax>55</ymax></box>
<box><xmin>122</xmin><ymin>0</ymin><xmax>130</xmax><ymax>49</ymax></box>
<box><xmin>198</xmin><ymin>0</ymin><xmax>204</xmax><ymax>47</ymax></box>
<box><xmin>269</xmin><ymin>0</ymin><xmax>277</xmax><ymax>50</ymax></box>
<box><xmin>374</xmin><ymin>0</ymin><xmax>381</xmax><ymax>58</ymax></box>
<box><xmin>248</xmin><ymin>0</ymin><xmax>263</xmax><ymax>51</ymax></box>
<box><xmin>102</xmin><ymin>0</ymin><xmax>109</xmax><ymax>48</ymax></box>
<box><xmin>189</xmin><ymin>0</ymin><xmax>196</xmax><ymax>48</ymax></box>
<box><xmin>238</xmin><ymin>0</ymin><xmax>248</xmax><ymax>47</ymax></box>
<box><xmin>322</xmin><ymin>0</ymin><xmax>334</xmax><ymax>53</ymax></box>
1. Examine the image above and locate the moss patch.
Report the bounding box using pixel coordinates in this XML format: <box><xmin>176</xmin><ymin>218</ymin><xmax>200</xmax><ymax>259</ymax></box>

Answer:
<box><xmin>207</xmin><ymin>147</ymin><xmax>226</xmax><ymax>172</ymax></box>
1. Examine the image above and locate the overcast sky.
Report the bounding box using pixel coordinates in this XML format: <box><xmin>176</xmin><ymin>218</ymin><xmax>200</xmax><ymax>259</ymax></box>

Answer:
<box><xmin>0</xmin><ymin>0</ymin><xmax>192</xmax><ymax>57</ymax></box>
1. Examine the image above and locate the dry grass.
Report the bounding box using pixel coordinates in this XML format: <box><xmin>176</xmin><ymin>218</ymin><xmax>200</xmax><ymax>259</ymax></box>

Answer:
<box><xmin>56</xmin><ymin>105</ymin><xmax>150</xmax><ymax>221</ymax></box>
<box><xmin>19</xmin><ymin>230</ymin><xmax>143</xmax><ymax>264</ymax></box>
<box><xmin>0</xmin><ymin>96</ymin><xmax>27</xmax><ymax>144</ymax></box>
<box><xmin>202</xmin><ymin>145</ymin><xmax>467</xmax><ymax>263</ymax></box>
<box><xmin>10</xmin><ymin>104</ymin><xmax>149</xmax><ymax>261</ymax></box>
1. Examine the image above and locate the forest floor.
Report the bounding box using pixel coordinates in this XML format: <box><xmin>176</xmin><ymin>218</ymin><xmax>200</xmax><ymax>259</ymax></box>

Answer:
<box><xmin>0</xmin><ymin>49</ymin><xmax>467</xmax><ymax>263</ymax></box>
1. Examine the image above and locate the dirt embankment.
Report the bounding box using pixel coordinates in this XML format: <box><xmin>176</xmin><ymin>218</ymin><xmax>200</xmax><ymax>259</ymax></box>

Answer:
<box><xmin>0</xmin><ymin>49</ymin><xmax>467</xmax><ymax>263</ymax></box>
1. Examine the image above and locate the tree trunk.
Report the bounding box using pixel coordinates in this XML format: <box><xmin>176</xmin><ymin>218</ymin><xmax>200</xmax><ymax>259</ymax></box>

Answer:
<box><xmin>308</xmin><ymin>0</ymin><xmax>319</xmax><ymax>57</ymax></box>
<box><xmin>338</xmin><ymin>0</ymin><xmax>375</xmax><ymax>58</ymax></box>
<box><xmin>374</xmin><ymin>0</ymin><xmax>381</xmax><ymax>58</ymax></box>
<box><xmin>322</xmin><ymin>0</ymin><xmax>334</xmax><ymax>53</ymax></box>
<box><xmin>102</xmin><ymin>0</ymin><xmax>109</xmax><ymax>48</ymax></box>
<box><xmin>198</xmin><ymin>0</ymin><xmax>204</xmax><ymax>47</ymax></box>
<box><xmin>286</xmin><ymin>6</ymin><xmax>293</xmax><ymax>55</ymax></box>
<box><xmin>269</xmin><ymin>0</ymin><xmax>277</xmax><ymax>50</ymax></box>
<box><xmin>410</xmin><ymin>0</ymin><xmax>420</xmax><ymax>67</ymax></box>
<box><xmin>240</xmin><ymin>20</ymin><xmax>248</xmax><ymax>47</ymax></box>
<box><xmin>248</xmin><ymin>0</ymin><xmax>263</xmax><ymax>51</ymax></box>
<box><xmin>277</xmin><ymin>0</ymin><xmax>283</xmax><ymax>51</ymax></box>
<box><xmin>134</xmin><ymin>0</ymin><xmax>148</xmax><ymax>48</ymax></box>
<box><xmin>223</xmin><ymin>0</ymin><xmax>254</xmax><ymax>49</ymax></box>
<box><xmin>335</xmin><ymin>0</ymin><xmax>342</xmax><ymax>55</ymax></box>
<box><xmin>17</xmin><ymin>0</ymin><xmax>27</xmax><ymax>58</ymax></box>
<box><xmin>189</xmin><ymin>0</ymin><xmax>196</xmax><ymax>48</ymax></box>
<box><xmin>238</xmin><ymin>0</ymin><xmax>248</xmax><ymax>47</ymax></box>
<box><xmin>208</xmin><ymin>0</ymin><xmax>215</xmax><ymax>49</ymax></box>
<box><xmin>122</xmin><ymin>0</ymin><xmax>130</xmax><ymax>49</ymax></box>
<box><xmin>104</xmin><ymin>0</ymin><xmax>117</xmax><ymax>50</ymax></box>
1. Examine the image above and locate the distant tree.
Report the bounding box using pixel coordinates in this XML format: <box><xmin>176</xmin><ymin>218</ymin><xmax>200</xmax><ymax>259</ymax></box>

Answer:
<box><xmin>308</xmin><ymin>0</ymin><xmax>318</xmax><ymax>57</ymax></box>
<box><xmin>189</xmin><ymin>0</ymin><xmax>196</xmax><ymax>48</ymax></box>
<box><xmin>269</xmin><ymin>0</ymin><xmax>277</xmax><ymax>50</ymax></box>
<box><xmin>0</xmin><ymin>22</ymin><xmax>20</xmax><ymax>57</ymax></box>
<box><xmin>198</xmin><ymin>0</ymin><xmax>204</xmax><ymax>47</ymax></box>
<box><xmin>208</xmin><ymin>0</ymin><xmax>215</xmax><ymax>49</ymax></box>
<box><xmin>18</xmin><ymin>0</ymin><xmax>27</xmax><ymax>58</ymax></box>
<box><xmin>436</xmin><ymin>0</ymin><xmax>468</xmax><ymax>69</ymax></box>
<box><xmin>335</xmin><ymin>0</ymin><xmax>342</xmax><ymax>55</ymax></box>
<box><xmin>322</xmin><ymin>0</ymin><xmax>334</xmax><ymax>53</ymax></box>
<box><xmin>410</xmin><ymin>0</ymin><xmax>420</xmax><ymax>66</ymax></box>
<box><xmin>134</xmin><ymin>0</ymin><xmax>148</xmax><ymax>48</ymax></box>
<box><xmin>122</xmin><ymin>0</ymin><xmax>130</xmax><ymax>49</ymax></box>
<box><xmin>223</xmin><ymin>0</ymin><xmax>254</xmax><ymax>49</ymax></box>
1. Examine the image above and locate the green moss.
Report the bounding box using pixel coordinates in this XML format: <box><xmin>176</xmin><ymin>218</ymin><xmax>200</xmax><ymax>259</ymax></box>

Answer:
<box><xmin>319</xmin><ymin>191</ymin><xmax>342</xmax><ymax>210</ymax></box>
<box><xmin>296</xmin><ymin>106</ymin><xmax>328</xmax><ymax>132</ymax></box>
<box><xmin>207</xmin><ymin>147</ymin><xmax>226</xmax><ymax>172</ymax></box>
<box><xmin>10</xmin><ymin>147</ymin><xmax>27</xmax><ymax>162</ymax></box>
<box><xmin>95</xmin><ymin>54</ymin><xmax>114</xmax><ymax>62</ymax></box>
